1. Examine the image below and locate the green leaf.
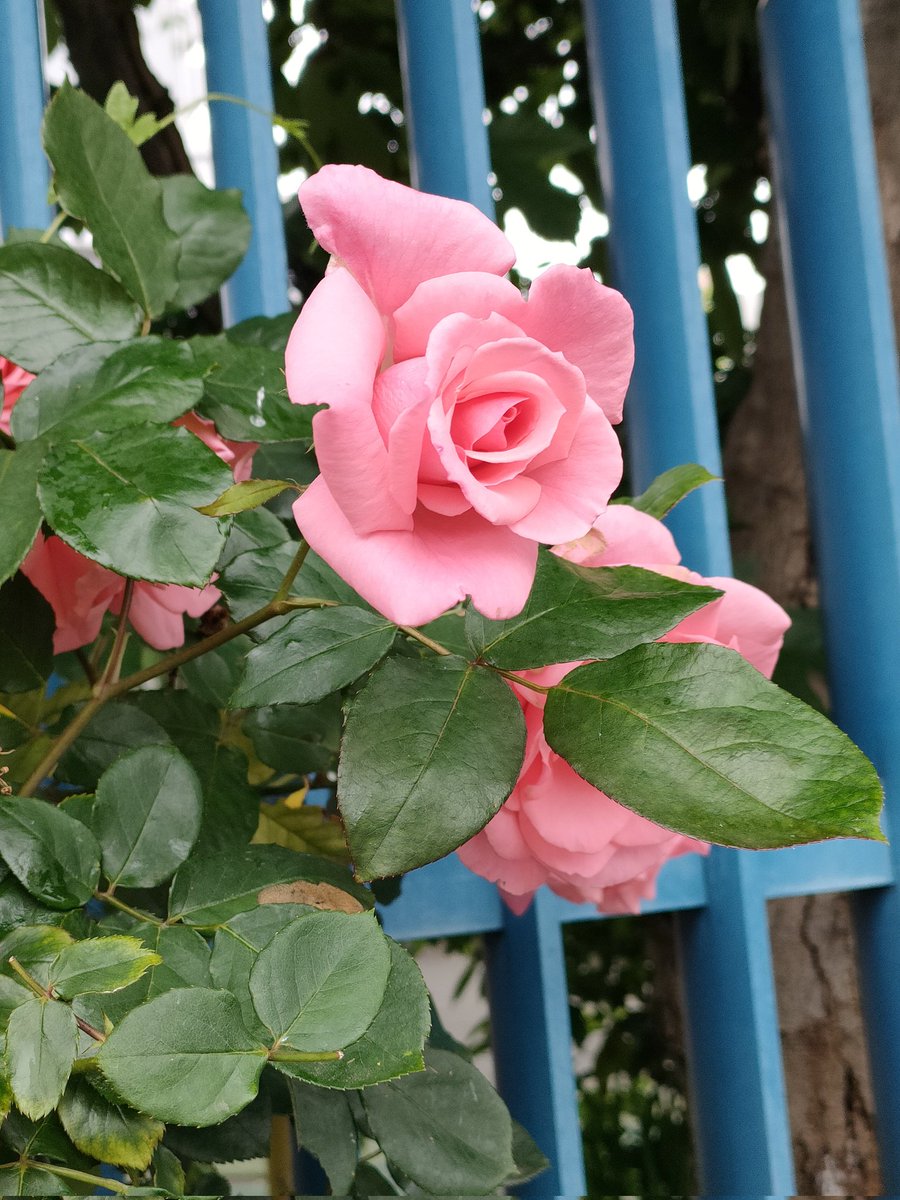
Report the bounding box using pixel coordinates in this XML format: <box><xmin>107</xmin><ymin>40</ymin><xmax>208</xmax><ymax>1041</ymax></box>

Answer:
<box><xmin>232</xmin><ymin>607</ymin><xmax>396</xmax><ymax>708</ymax></box>
<box><xmin>79</xmin><ymin>923</ymin><xmax>213</xmax><ymax>1028</ymax></box>
<box><xmin>197</xmin><ymin>478</ymin><xmax>297</xmax><ymax>517</ymax></box>
<box><xmin>278</xmin><ymin>941</ymin><xmax>429</xmax><ymax>1089</ymax></box>
<box><xmin>543</xmin><ymin>642</ymin><xmax>886</xmax><ymax>849</ymax></box>
<box><xmin>0</xmin><ymin>442</ymin><xmax>43</xmax><ymax>586</ymax></box>
<box><xmin>168</xmin><ymin>844</ymin><xmax>372</xmax><ymax>927</ymax></box>
<box><xmin>0</xmin><ymin>976</ymin><xmax>30</xmax><ymax>1033</ymax></box>
<box><xmin>508</xmin><ymin>1120</ymin><xmax>550</xmax><ymax>1185</ymax></box>
<box><xmin>103</xmin><ymin>82</ymin><xmax>165</xmax><ymax>147</ymax></box>
<box><xmin>123</xmin><ymin>691</ymin><xmax>259</xmax><ymax>855</ymax></box>
<box><xmin>226</xmin><ymin>311</ymin><xmax>297</xmax><ymax>353</ymax></box>
<box><xmin>58</xmin><ymin>1076</ymin><xmax>164</xmax><ymax>1170</ymax></box>
<box><xmin>0</xmin><ymin>797</ymin><xmax>101</xmax><ymax>908</ymax></box>
<box><xmin>49</xmin><ymin>936</ymin><xmax>161</xmax><ymax>998</ymax></box>
<box><xmin>338</xmin><ymin>656</ymin><xmax>526</xmax><ymax>879</ymax></box>
<box><xmin>97</xmin><ymin>988</ymin><xmax>268</xmax><ymax>1126</ymax></box>
<box><xmin>0</xmin><ymin>925</ymin><xmax>75</xmax><ymax>988</ymax></box>
<box><xmin>6</xmin><ymin>998</ymin><xmax>78</xmax><ymax>1119</ymax></box>
<box><xmin>180</xmin><ymin>638</ymin><xmax>250</xmax><ymax>708</ymax></box>
<box><xmin>0</xmin><ymin>242</ymin><xmax>142</xmax><ymax>372</ymax></box>
<box><xmin>0</xmin><ymin>1164</ymin><xmax>71</xmax><ymax>1195</ymax></box>
<box><xmin>216</xmin><ymin>504</ymin><xmax>290</xmax><ymax>572</ymax></box>
<box><xmin>250</xmin><ymin>912</ymin><xmax>391</xmax><ymax>1051</ymax></box>
<box><xmin>210</xmin><ymin>904</ymin><xmax>314</xmax><ymax>1039</ymax></box>
<box><xmin>465</xmin><ymin>552</ymin><xmax>722</xmax><ymax>670</ymax></box>
<box><xmin>151</xmin><ymin>1144</ymin><xmax>185</xmax><ymax>1195</ymax></box>
<box><xmin>58</xmin><ymin>702</ymin><xmax>170</xmax><ymax>791</ymax></box>
<box><xmin>0</xmin><ymin>1056</ymin><xmax>10</xmax><ymax>1122</ymax></box>
<box><xmin>11</xmin><ymin>338</ymin><xmax>204</xmax><ymax>443</ymax></box>
<box><xmin>162</xmin><ymin>1074</ymin><xmax>273</xmax><ymax>1164</ymax></box>
<box><xmin>160</xmin><ymin>174</ymin><xmax>251</xmax><ymax>311</ymax></box>
<box><xmin>39</xmin><ymin>425</ymin><xmax>233</xmax><ymax>585</ymax></box>
<box><xmin>243</xmin><ymin>698</ymin><xmax>341</xmax><ymax>777</ymax></box>
<box><xmin>254</xmin><ymin>802</ymin><xmax>350</xmax><ymax>863</ymax></box>
<box><xmin>0</xmin><ymin>1106</ymin><xmax>93</xmax><ymax>1166</ymax></box>
<box><xmin>93</xmin><ymin>745</ymin><xmax>202</xmax><ymax>888</ymax></box>
<box><xmin>200</xmin><ymin>343</ymin><xmax>316</xmax><ymax>442</ymax></box>
<box><xmin>0</xmin><ymin>574</ymin><xmax>53</xmax><ymax>693</ymax></box>
<box><xmin>361</xmin><ymin>1048</ymin><xmax>516</xmax><ymax>1195</ymax></box>
<box><xmin>289</xmin><ymin>1081</ymin><xmax>357</xmax><ymax>1195</ymax></box>
<box><xmin>42</xmin><ymin>83</ymin><xmax>179</xmax><ymax>316</ymax></box>
<box><xmin>623</xmin><ymin>463</ymin><xmax>719</xmax><ymax>519</ymax></box>
<box><xmin>0</xmin><ymin>877</ymin><xmax>67</xmax><ymax>939</ymax></box>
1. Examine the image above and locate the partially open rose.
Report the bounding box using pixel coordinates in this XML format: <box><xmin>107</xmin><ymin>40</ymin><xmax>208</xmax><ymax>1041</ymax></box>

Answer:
<box><xmin>458</xmin><ymin>506</ymin><xmax>791</xmax><ymax>914</ymax></box>
<box><xmin>286</xmin><ymin>165</ymin><xmax>633</xmax><ymax>626</ymax></box>
<box><xmin>22</xmin><ymin>532</ymin><xmax>220</xmax><ymax>652</ymax></box>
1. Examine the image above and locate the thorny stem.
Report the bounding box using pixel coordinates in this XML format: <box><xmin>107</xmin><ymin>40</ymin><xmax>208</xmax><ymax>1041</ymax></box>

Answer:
<box><xmin>19</xmin><ymin>588</ymin><xmax>336</xmax><ymax>796</ymax></box>
<box><xmin>399</xmin><ymin>625</ymin><xmax>452</xmax><ymax>656</ymax></box>
<box><xmin>101</xmin><ymin>579</ymin><xmax>134</xmax><ymax>688</ymax></box>
<box><xmin>7</xmin><ymin>957</ymin><xmax>106</xmax><ymax>1042</ymax></box>
<box><xmin>273</xmin><ymin>537</ymin><xmax>310</xmax><ymax>602</ymax></box>
<box><xmin>489</xmin><ymin>666</ymin><xmax>552</xmax><ymax>694</ymax></box>
<box><xmin>17</xmin><ymin>1160</ymin><xmax>132</xmax><ymax>1195</ymax></box>
<box><xmin>94</xmin><ymin>889</ymin><xmax>165</xmax><ymax>928</ymax></box>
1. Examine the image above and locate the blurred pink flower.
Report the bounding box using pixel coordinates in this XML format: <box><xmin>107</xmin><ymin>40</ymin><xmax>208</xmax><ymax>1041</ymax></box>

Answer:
<box><xmin>22</xmin><ymin>532</ymin><xmax>220</xmax><ymax>653</ymax></box>
<box><xmin>457</xmin><ymin>505</ymin><xmax>791</xmax><ymax>914</ymax></box>
<box><xmin>1</xmin><ymin>357</ymin><xmax>34</xmax><ymax>435</ymax></box>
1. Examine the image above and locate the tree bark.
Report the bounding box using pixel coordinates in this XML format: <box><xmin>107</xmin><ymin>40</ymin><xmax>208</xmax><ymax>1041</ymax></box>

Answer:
<box><xmin>51</xmin><ymin>0</ymin><xmax>192</xmax><ymax>177</ymax></box>
<box><xmin>720</xmin><ymin>0</ymin><xmax>900</xmax><ymax>1185</ymax></box>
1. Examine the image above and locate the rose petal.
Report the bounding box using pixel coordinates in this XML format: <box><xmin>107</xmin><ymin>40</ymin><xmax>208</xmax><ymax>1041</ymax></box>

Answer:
<box><xmin>510</xmin><ymin>399</ymin><xmax>624</xmax><ymax>543</ymax></box>
<box><xmin>294</xmin><ymin>477</ymin><xmax>538</xmax><ymax>626</ymax></box>
<box><xmin>522</xmin><ymin>264</ymin><xmax>634</xmax><ymax>424</ymax></box>
<box><xmin>671</xmin><ymin>574</ymin><xmax>790</xmax><ymax>678</ymax></box>
<box><xmin>393</xmin><ymin>272</ymin><xmax>527</xmax><ymax>362</ymax></box>
<box><xmin>21</xmin><ymin>533</ymin><xmax>122</xmax><ymax>653</ymax></box>
<box><xmin>555</xmin><ymin>505</ymin><xmax>681</xmax><ymax>569</ymax></box>
<box><xmin>300</xmin><ymin>165</ymin><xmax>515</xmax><ymax>317</ymax></box>
<box><xmin>286</xmin><ymin>268</ymin><xmax>410</xmax><ymax>535</ymax></box>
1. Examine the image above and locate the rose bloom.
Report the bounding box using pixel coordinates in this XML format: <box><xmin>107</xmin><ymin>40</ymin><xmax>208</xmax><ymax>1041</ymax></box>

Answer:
<box><xmin>286</xmin><ymin>164</ymin><xmax>633</xmax><ymax>626</ymax></box>
<box><xmin>457</xmin><ymin>506</ymin><xmax>792</xmax><ymax>914</ymax></box>
<box><xmin>1</xmin><ymin>357</ymin><xmax>34</xmax><ymax>435</ymax></box>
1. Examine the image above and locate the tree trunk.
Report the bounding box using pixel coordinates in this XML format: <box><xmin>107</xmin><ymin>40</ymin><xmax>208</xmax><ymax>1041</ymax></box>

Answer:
<box><xmin>720</xmin><ymin>0</ymin><xmax>900</xmax><ymax>1186</ymax></box>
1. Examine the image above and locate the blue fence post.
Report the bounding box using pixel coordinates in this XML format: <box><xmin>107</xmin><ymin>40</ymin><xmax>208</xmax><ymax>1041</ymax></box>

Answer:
<box><xmin>395</xmin><ymin>3</ymin><xmax>586</xmax><ymax>1194</ymax></box>
<box><xmin>197</xmin><ymin>0</ymin><xmax>289</xmax><ymax>323</ymax></box>
<box><xmin>582</xmin><ymin>1</ymin><xmax>796</xmax><ymax>1190</ymax></box>
<box><xmin>759</xmin><ymin>0</ymin><xmax>900</xmax><ymax>1183</ymax></box>
<box><xmin>0</xmin><ymin>0</ymin><xmax>51</xmax><ymax>237</ymax></box>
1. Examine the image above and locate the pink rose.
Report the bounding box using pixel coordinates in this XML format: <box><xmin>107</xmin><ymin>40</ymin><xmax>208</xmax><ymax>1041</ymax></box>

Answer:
<box><xmin>457</xmin><ymin>506</ymin><xmax>791</xmax><ymax>914</ymax></box>
<box><xmin>22</xmin><ymin>532</ymin><xmax>220</xmax><ymax>653</ymax></box>
<box><xmin>1</xmin><ymin>357</ymin><xmax>34</xmax><ymax>435</ymax></box>
<box><xmin>285</xmin><ymin>164</ymin><xmax>632</xmax><ymax>626</ymax></box>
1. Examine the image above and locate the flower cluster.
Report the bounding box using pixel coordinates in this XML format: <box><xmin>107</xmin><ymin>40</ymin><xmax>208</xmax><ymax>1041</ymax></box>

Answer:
<box><xmin>458</xmin><ymin>506</ymin><xmax>790</xmax><ymax>913</ymax></box>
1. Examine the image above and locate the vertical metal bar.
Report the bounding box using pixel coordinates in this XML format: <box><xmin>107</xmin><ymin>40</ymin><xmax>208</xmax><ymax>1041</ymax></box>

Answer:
<box><xmin>396</xmin><ymin>3</ymin><xmax>585</xmax><ymax>1193</ymax></box>
<box><xmin>759</xmin><ymin>0</ymin><xmax>900</xmax><ymax>1183</ymax></box>
<box><xmin>395</xmin><ymin>0</ymin><xmax>493</xmax><ymax>214</ymax></box>
<box><xmin>197</xmin><ymin>0</ymin><xmax>289</xmax><ymax>323</ymax></box>
<box><xmin>583</xmin><ymin>1</ymin><xmax>795</xmax><ymax>1190</ymax></box>
<box><xmin>0</xmin><ymin>0</ymin><xmax>51</xmax><ymax>237</ymax></box>
<box><xmin>485</xmin><ymin>895</ymin><xmax>587</xmax><ymax>1199</ymax></box>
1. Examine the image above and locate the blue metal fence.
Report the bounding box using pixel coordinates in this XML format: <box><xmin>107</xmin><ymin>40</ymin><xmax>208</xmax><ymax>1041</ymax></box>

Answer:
<box><xmin>2</xmin><ymin>0</ymin><xmax>899</xmax><ymax>1194</ymax></box>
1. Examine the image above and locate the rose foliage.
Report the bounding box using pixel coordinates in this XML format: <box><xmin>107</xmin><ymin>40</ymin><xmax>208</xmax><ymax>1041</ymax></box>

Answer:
<box><xmin>0</xmin><ymin>83</ymin><xmax>884</xmax><ymax>1196</ymax></box>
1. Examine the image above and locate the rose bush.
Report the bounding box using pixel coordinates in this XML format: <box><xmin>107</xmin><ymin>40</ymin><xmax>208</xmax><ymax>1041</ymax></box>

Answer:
<box><xmin>458</xmin><ymin>505</ymin><xmax>791</xmax><ymax>912</ymax></box>
<box><xmin>286</xmin><ymin>165</ymin><xmax>632</xmax><ymax>625</ymax></box>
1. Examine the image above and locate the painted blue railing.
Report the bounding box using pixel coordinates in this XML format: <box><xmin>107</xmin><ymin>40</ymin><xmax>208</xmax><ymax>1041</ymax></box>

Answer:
<box><xmin>2</xmin><ymin>0</ymin><xmax>899</xmax><ymax>1194</ymax></box>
